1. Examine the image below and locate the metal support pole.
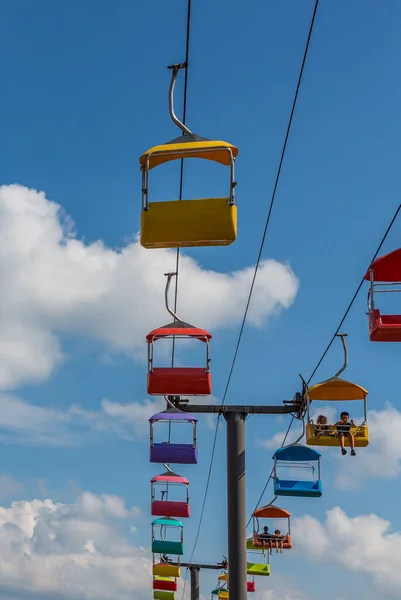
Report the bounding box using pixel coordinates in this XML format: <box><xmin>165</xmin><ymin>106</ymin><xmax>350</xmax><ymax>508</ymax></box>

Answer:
<box><xmin>190</xmin><ymin>567</ymin><xmax>200</xmax><ymax>600</ymax></box>
<box><xmin>225</xmin><ymin>412</ymin><xmax>247</xmax><ymax>600</ymax></box>
<box><xmin>169</xmin><ymin>560</ymin><xmax>226</xmax><ymax>600</ymax></box>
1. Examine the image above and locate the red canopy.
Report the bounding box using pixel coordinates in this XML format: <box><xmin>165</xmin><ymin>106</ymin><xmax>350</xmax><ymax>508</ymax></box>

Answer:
<box><xmin>365</xmin><ymin>248</ymin><xmax>401</xmax><ymax>282</ymax></box>
<box><xmin>151</xmin><ymin>473</ymin><xmax>189</xmax><ymax>484</ymax></box>
<box><xmin>146</xmin><ymin>320</ymin><xmax>212</xmax><ymax>342</ymax></box>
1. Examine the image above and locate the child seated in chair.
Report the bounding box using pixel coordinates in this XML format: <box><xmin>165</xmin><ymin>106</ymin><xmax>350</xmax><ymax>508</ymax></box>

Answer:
<box><xmin>314</xmin><ymin>414</ymin><xmax>331</xmax><ymax>437</ymax></box>
<box><xmin>334</xmin><ymin>411</ymin><xmax>356</xmax><ymax>456</ymax></box>
<box><xmin>259</xmin><ymin>526</ymin><xmax>271</xmax><ymax>539</ymax></box>
<box><xmin>268</xmin><ymin>529</ymin><xmax>285</xmax><ymax>554</ymax></box>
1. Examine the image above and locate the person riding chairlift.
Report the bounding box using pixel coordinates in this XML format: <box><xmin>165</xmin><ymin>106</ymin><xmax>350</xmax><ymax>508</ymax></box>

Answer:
<box><xmin>259</xmin><ymin>526</ymin><xmax>271</xmax><ymax>539</ymax></box>
<box><xmin>334</xmin><ymin>411</ymin><xmax>356</xmax><ymax>456</ymax></box>
<box><xmin>314</xmin><ymin>414</ymin><xmax>332</xmax><ymax>437</ymax></box>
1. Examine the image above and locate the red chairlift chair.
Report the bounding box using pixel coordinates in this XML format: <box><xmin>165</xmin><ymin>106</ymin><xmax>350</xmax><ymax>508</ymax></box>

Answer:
<box><xmin>365</xmin><ymin>248</ymin><xmax>401</xmax><ymax>341</ymax></box>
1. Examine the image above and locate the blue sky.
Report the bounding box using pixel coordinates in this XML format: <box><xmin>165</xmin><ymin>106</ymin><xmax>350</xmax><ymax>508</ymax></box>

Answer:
<box><xmin>1</xmin><ymin>0</ymin><xmax>401</xmax><ymax>598</ymax></box>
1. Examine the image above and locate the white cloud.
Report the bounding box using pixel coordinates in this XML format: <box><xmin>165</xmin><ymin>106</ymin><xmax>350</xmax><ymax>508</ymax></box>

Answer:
<box><xmin>69</xmin><ymin>396</ymin><xmax>166</xmax><ymax>440</ymax></box>
<box><xmin>258</xmin><ymin>425</ymin><xmax>303</xmax><ymax>451</ymax></box>
<box><xmin>252</xmin><ymin>574</ymin><xmax>306</xmax><ymax>600</ymax></box>
<box><xmin>0</xmin><ymin>393</ymin><xmax>164</xmax><ymax>445</ymax></box>
<box><xmin>336</xmin><ymin>404</ymin><xmax>401</xmax><ymax>489</ymax></box>
<box><xmin>0</xmin><ymin>475</ymin><xmax>24</xmax><ymax>499</ymax></box>
<box><xmin>255</xmin><ymin>593</ymin><xmax>302</xmax><ymax>600</ymax></box>
<box><xmin>75</xmin><ymin>491</ymin><xmax>141</xmax><ymax>520</ymax></box>
<box><xmin>0</xmin><ymin>394</ymin><xmax>73</xmax><ymax>445</ymax></box>
<box><xmin>0</xmin><ymin>392</ymin><xmax>216</xmax><ymax>447</ymax></box>
<box><xmin>0</xmin><ymin>491</ymin><xmax>150</xmax><ymax>600</ymax></box>
<box><xmin>0</xmin><ymin>184</ymin><xmax>298</xmax><ymax>390</ymax></box>
<box><xmin>293</xmin><ymin>506</ymin><xmax>401</xmax><ymax>596</ymax></box>
<box><xmin>0</xmin><ymin>491</ymin><xmax>245</xmax><ymax>600</ymax></box>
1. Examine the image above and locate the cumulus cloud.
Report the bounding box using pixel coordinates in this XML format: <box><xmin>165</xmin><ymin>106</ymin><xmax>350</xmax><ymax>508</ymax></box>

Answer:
<box><xmin>0</xmin><ymin>475</ymin><xmax>24</xmax><ymax>499</ymax></box>
<box><xmin>0</xmin><ymin>394</ymin><xmax>73</xmax><ymax>445</ymax></box>
<box><xmin>69</xmin><ymin>396</ymin><xmax>166</xmax><ymax>440</ymax></box>
<box><xmin>259</xmin><ymin>425</ymin><xmax>304</xmax><ymax>451</ymax></box>
<box><xmin>255</xmin><ymin>592</ymin><xmax>303</xmax><ymax>600</ymax></box>
<box><xmin>250</xmin><ymin>573</ymin><xmax>306</xmax><ymax>600</ymax></box>
<box><xmin>293</xmin><ymin>507</ymin><xmax>401</xmax><ymax>596</ymax></box>
<box><xmin>0</xmin><ymin>392</ymin><xmax>218</xmax><ymax>446</ymax></box>
<box><xmin>336</xmin><ymin>404</ymin><xmax>401</xmax><ymax>488</ymax></box>
<box><xmin>0</xmin><ymin>491</ymin><xmax>261</xmax><ymax>600</ymax></box>
<box><xmin>0</xmin><ymin>393</ymin><xmax>166</xmax><ymax>445</ymax></box>
<box><xmin>0</xmin><ymin>491</ymin><xmax>150</xmax><ymax>600</ymax></box>
<box><xmin>0</xmin><ymin>184</ymin><xmax>298</xmax><ymax>390</ymax></box>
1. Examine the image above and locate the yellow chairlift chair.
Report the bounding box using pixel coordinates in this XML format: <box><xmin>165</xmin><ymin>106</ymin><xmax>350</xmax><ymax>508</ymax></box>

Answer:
<box><xmin>305</xmin><ymin>334</ymin><xmax>369</xmax><ymax>447</ymax></box>
<box><xmin>140</xmin><ymin>63</ymin><xmax>239</xmax><ymax>249</ymax></box>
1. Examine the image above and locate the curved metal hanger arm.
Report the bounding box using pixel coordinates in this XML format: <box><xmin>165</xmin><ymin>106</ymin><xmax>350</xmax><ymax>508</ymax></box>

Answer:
<box><xmin>167</xmin><ymin>63</ymin><xmax>193</xmax><ymax>136</ymax></box>
<box><xmin>332</xmin><ymin>333</ymin><xmax>348</xmax><ymax>379</ymax></box>
<box><xmin>164</xmin><ymin>272</ymin><xmax>181</xmax><ymax>321</ymax></box>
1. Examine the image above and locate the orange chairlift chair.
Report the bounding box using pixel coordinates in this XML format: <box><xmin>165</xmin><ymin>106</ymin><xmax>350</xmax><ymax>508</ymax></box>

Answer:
<box><xmin>140</xmin><ymin>63</ymin><xmax>238</xmax><ymax>249</ymax></box>
<box><xmin>365</xmin><ymin>248</ymin><xmax>401</xmax><ymax>341</ymax></box>
<box><xmin>247</xmin><ymin>503</ymin><xmax>292</xmax><ymax>552</ymax></box>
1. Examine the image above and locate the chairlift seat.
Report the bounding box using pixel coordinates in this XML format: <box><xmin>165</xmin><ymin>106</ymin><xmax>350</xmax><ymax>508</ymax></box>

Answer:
<box><xmin>152</xmin><ymin>500</ymin><xmax>190</xmax><ymax>518</ymax></box>
<box><xmin>306</xmin><ymin>424</ymin><xmax>369</xmax><ymax>447</ymax></box>
<box><xmin>247</xmin><ymin>562</ymin><xmax>270</xmax><ymax>576</ymax></box>
<box><xmin>251</xmin><ymin>533</ymin><xmax>292</xmax><ymax>550</ymax></box>
<box><xmin>273</xmin><ymin>478</ymin><xmax>322</xmax><ymax>497</ymax></box>
<box><xmin>247</xmin><ymin>581</ymin><xmax>256</xmax><ymax>592</ymax></box>
<box><xmin>246</xmin><ymin>538</ymin><xmax>257</xmax><ymax>550</ymax></box>
<box><xmin>368</xmin><ymin>309</ymin><xmax>401</xmax><ymax>342</ymax></box>
<box><xmin>147</xmin><ymin>367</ymin><xmax>212</xmax><ymax>396</ymax></box>
<box><xmin>153</xmin><ymin>577</ymin><xmax>178</xmax><ymax>592</ymax></box>
<box><xmin>141</xmin><ymin>197</ymin><xmax>237</xmax><ymax>249</ymax></box>
<box><xmin>152</xmin><ymin>540</ymin><xmax>184</xmax><ymax>555</ymax></box>
<box><xmin>153</xmin><ymin>563</ymin><xmax>180</xmax><ymax>578</ymax></box>
<box><xmin>154</xmin><ymin>591</ymin><xmax>175</xmax><ymax>600</ymax></box>
<box><xmin>150</xmin><ymin>443</ymin><xmax>198</xmax><ymax>465</ymax></box>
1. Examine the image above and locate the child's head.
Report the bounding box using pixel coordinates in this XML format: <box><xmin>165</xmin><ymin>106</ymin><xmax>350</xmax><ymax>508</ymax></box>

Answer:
<box><xmin>317</xmin><ymin>415</ymin><xmax>327</xmax><ymax>424</ymax></box>
<box><xmin>274</xmin><ymin>529</ymin><xmax>281</xmax><ymax>535</ymax></box>
<box><xmin>340</xmin><ymin>411</ymin><xmax>349</xmax><ymax>422</ymax></box>
<box><xmin>263</xmin><ymin>526</ymin><xmax>269</xmax><ymax>533</ymax></box>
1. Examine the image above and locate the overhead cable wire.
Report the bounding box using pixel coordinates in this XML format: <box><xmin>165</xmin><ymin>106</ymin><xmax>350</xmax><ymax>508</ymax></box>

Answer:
<box><xmin>218</xmin><ymin>0</ymin><xmax>320</xmax><ymax>408</ymax></box>
<box><xmin>307</xmin><ymin>201</ymin><xmax>401</xmax><ymax>385</ymax></box>
<box><xmin>171</xmin><ymin>0</ymin><xmax>192</xmax><ymax>367</ymax></box>
<box><xmin>246</xmin><ymin>415</ymin><xmax>295</xmax><ymax>528</ymax></box>
<box><xmin>184</xmin><ymin>0</ymin><xmax>320</xmax><ymax>580</ymax></box>
<box><xmin>177</xmin><ymin>4</ymin><xmax>193</xmax><ymax>597</ymax></box>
